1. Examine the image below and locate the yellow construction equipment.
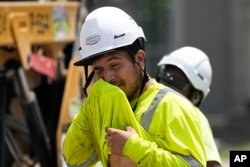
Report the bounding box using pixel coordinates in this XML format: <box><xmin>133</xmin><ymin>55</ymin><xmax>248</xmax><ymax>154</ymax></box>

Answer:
<box><xmin>0</xmin><ymin>1</ymin><xmax>83</xmax><ymax>166</ymax></box>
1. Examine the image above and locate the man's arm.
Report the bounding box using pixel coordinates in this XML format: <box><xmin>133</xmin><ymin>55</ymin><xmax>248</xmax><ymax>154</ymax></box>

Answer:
<box><xmin>63</xmin><ymin>105</ymin><xmax>98</xmax><ymax>167</ymax></box>
<box><xmin>106</xmin><ymin>126</ymin><xmax>203</xmax><ymax>167</ymax></box>
<box><xmin>199</xmin><ymin>112</ymin><xmax>222</xmax><ymax>167</ymax></box>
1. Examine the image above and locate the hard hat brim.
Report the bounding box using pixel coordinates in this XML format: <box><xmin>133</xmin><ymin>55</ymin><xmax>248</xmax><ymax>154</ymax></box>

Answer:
<box><xmin>74</xmin><ymin>49</ymin><xmax>117</xmax><ymax>66</ymax></box>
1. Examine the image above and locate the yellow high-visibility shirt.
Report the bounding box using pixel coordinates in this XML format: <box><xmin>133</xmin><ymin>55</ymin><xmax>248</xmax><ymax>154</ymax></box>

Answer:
<box><xmin>63</xmin><ymin>79</ymin><xmax>206</xmax><ymax>167</ymax></box>
<box><xmin>198</xmin><ymin>111</ymin><xmax>222</xmax><ymax>164</ymax></box>
<box><xmin>149</xmin><ymin>80</ymin><xmax>221</xmax><ymax>165</ymax></box>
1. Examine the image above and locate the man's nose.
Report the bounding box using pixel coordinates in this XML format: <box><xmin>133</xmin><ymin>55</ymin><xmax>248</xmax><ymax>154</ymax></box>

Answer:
<box><xmin>103</xmin><ymin>70</ymin><xmax>115</xmax><ymax>82</ymax></box>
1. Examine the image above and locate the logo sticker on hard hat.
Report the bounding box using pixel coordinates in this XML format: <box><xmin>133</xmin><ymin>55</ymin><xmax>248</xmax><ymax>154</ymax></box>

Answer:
<box><xmin>86</xmin><ymin>35</ymin><xmax>101</xmax><ymax>45</ymax></box>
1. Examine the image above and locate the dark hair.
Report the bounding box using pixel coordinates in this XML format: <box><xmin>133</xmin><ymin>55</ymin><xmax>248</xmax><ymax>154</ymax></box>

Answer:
<box><xmin>123</xmin><ymin>38</ymin><xmax>145</xmax><ymax>60</ymax></box>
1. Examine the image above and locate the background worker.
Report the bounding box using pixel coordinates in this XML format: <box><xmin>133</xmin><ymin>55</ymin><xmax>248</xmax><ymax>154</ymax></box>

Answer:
<box><xmin>63</xmin><ymin>7</ymin><xmax>206</xmax><ymax>167</ymax></box>
<box><xmin>156</xmin><ymin>46</ymin><xmax>222</xmax><ymax>167</ymax></box>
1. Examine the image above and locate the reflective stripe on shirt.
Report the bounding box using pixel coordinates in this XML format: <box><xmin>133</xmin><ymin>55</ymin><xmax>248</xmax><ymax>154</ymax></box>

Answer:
<box><xmin>140</xmin><ymin>87</ymin><xmax>171</xmax><ymax>130</ymax></box>
<box><xmin>182</xmin><ymin>155</ymin><xmax>201</xmax><ymax>167</ymax></box>
<box><xmin>66</xmin><ymin>151</ymin><xmax>97</xmax><ymax>167</ymax></box>
<box><xmin>140</xmin><ymin>87</ymin><xmax>202</xmax><ymax>167</ymax></box>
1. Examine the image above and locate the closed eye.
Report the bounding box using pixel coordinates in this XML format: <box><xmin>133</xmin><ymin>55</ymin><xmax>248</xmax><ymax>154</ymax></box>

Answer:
<box><xmin>111</xmin><ymin>63</ymin><xmax>119</xmax><ymax>69</ymax></box>
<box><xmin>94</xmin><ymin>67</ymin><xmax>103</xmax><ymax>74</ymax></box>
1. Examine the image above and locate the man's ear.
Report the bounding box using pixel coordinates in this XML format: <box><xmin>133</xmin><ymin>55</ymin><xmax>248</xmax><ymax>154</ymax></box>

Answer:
<box><xmin>135</xmin><ymin>50</ymin><xmax>146</xmax><ymax>68</ymax></box>
<box><xmin>192</xmin><ymin>91</ymin><xmax>202</xmax><ymax>106</ymax></box>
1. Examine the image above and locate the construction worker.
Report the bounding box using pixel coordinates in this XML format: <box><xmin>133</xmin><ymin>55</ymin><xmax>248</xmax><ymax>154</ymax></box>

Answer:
<box><xmin>156</xmin><ymin>46</ymin><xmax>222</xmax><ymax>167</ymax></box>
<box><xmin>63</xmin><ymin>7</ymin><xmax>206</xmax><ymax>167</ymax></box>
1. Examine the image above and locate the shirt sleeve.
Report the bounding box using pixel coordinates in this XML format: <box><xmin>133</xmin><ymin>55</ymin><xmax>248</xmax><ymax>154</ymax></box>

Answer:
<box><xmin>63</xmin><ymin>104</ymin><xmax>98</xmax><ymax>166</ymax></box>
<box><xmin>122</xmin><ymin>134</ymin><xmax>190</xmax><ymax>166</ymax></box>
<box><xmin>199</xmin><ymin>112</ymin><xmax>222</xmax><ymax>164</ymax></box>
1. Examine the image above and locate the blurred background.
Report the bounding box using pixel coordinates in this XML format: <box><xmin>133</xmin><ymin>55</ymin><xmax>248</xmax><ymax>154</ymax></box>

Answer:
<box><xmin>1</xmin><ymin>0</ymin><xmax>250</xmax><ymax>166</ymax></box>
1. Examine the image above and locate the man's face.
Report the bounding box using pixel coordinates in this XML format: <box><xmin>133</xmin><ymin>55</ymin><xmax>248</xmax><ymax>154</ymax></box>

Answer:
<box><xmin>93</xmin><ymin>50</ymin><xmax>143</xmax><ymax>101</ymax></box>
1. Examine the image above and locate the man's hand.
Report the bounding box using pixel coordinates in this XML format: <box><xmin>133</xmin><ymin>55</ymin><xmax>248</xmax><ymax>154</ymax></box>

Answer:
<box><xmin>105</xmin><ymin>126</ymin><xmax>136</xmax><ymax>155</ymax></box>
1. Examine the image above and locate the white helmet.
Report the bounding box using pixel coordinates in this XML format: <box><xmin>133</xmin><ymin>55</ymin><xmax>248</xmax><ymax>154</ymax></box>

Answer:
<box><xmin>74</xmin><ymin>6</ymin><xmax>146</xmax><ymax>66</ymax></box>
<box><xmin>157</xmin><ymin>46</ymin><xmax>212</xmax><ymax>100</ymax></box>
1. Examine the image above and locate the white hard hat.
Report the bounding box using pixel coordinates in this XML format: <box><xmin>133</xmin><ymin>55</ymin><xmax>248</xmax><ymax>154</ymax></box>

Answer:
<box><xmin>74</xmin><ymin>6</ymin><xmax>146</xmax><ymax>66</ymax></box>
<box><xmin>157</xmin><ymin>46</ymin><xmax>212</xmax><ymax>100</ymax></box>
